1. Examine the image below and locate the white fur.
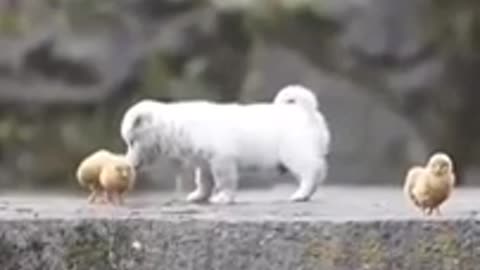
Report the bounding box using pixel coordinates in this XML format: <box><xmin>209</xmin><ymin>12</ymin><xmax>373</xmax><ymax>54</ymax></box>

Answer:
<box><xmin>273</xmin><ymin>85</ymin><xmax>319</xmax><ymax>110</ymax></box>
<box><xmin>273</xmin><ymin>85</ymin><xmax>331</xmax><ymax>155</ymax></box>
<box><xmin>120</xmin><ymin>85</ymin><xmax>330</xmax><ymax>204</ymax></box>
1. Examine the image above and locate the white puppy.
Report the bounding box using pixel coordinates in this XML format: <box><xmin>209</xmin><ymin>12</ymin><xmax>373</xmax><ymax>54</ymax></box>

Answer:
<box><xmin>120</xmin><ymin>85</ymin><xmax>330</xmax><ymax>204</ymax></box>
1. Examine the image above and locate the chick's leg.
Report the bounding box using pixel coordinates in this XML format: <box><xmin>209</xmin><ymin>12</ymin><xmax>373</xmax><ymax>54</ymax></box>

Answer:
<box><xmin>117</xmin><ymin>191</ymin><xmax>126</xmax><ymax>206</ymax></box>
<box><xmin>104</xmin><ymin>190</ymin><xmax>115</xmax><ymax>205</ymax></box>
<box><xmin>87</xmin><ymin>185</ymin><xmax>102</xmax><ymax>204</ymax></box>
<box><xmin>434</xmin><ymin>207</ymin><xmax>442</xmax><ymax>216</ymax></box>
<box><xmin>87</xmin><ymin>191</ymin><xmax>96</xmax><ymax>204</ymax></box>
<box><xmin>109</xmin><ymin>191</ymin><xmax>123</xmax><ymax>206</ymax></box>
<box><xmin>93</xmin><ymin>189</ymin><xmax>108</xmax><ymax>204</ymax></box>
<box><xmin>416</xmin><ymin>208</ymin><xmax>423</xmax><ymax>216</ymax></box>
<box><xmin>110</xmin><ymin>193</ymin><xmax>118</xmax><ymax>206</ymax></box>
<box><xmin>418</xmin><ymin>207</ymin><xmax>428</xmax><ymax>216</ymax></box>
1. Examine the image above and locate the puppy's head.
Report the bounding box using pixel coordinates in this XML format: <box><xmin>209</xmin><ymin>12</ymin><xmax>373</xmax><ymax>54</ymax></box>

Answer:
<box><xmin>121</xmin><ymin>100</ymin><xmax>160</xmax><ymax>170</ymax></box>
<box><xmin>427</xmin><ymin>152</ymin><xmax>453</xmax><ymax>176</ymax></box>
<box><xmin>273</xmin><ymin>84</ymin><xmax>318</xmax><ymax>111</ymax></box>
<box><xmin>120</xmin><ymin>100</ymin><xmax>157</xmax><ymax>144</ymax></box>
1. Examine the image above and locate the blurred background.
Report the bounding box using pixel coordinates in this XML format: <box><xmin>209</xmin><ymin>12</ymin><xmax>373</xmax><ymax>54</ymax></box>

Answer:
<box><xmin>0</xmin><ymin>0</ymin><xmax>479</xmax><ymax>192</ymax></box>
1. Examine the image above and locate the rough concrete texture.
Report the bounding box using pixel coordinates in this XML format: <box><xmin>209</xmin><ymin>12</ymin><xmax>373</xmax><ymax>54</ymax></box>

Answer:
<box><xmin>0</xmin><ymin>185</ymin><xmax>478</xmax><ymax>270</ymax></box>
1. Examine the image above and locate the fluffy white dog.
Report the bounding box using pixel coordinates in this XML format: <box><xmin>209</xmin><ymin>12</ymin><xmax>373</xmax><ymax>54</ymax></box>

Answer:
<box><xmin>120</xmin><ymin>85</ymin><xmax>330</xmax><ymax>204</ymax></box>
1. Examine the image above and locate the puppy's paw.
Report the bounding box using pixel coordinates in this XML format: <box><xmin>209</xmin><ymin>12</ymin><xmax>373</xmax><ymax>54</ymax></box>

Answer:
<box><xmin>288</xmin><ymin>192</ymin><xmax>311</xmax><ymax>202</ymax></box>
<box><xmin>209</xmin><ymin>191</ymin><xmax>235</xmax><ymax>205</ymax></box>
<box><xmin>186</xmin><ymin>189</ymin><xmax>210</xmax><ymax>203</ymax></box>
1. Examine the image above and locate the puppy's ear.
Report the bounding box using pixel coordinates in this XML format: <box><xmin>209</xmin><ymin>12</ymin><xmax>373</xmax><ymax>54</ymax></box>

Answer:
<box><xmin>131</xmin><ymin>112</ymin><xmax>153</xmax><ymax>130</ymax></box>
<box><xmin>126</xmin><ymin>112</ymin><xmax>154</xmax><ymax>152</ymax></box>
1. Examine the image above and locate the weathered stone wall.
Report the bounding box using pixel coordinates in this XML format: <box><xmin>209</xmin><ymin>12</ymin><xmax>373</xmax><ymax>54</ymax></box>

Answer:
<box><xmin>0</xmin><ymin>185</ymin><xmax>478</xmax><ymax>270</ymax></box>
<box><xmin>1</xmin><ymin>0</ymin><xmax>480</xmax><ymax>189</ymax></box>
<box><xmin>2</xmin><ymin>218</ymin><xmax>479</xmax><ymax>270</ymax></box>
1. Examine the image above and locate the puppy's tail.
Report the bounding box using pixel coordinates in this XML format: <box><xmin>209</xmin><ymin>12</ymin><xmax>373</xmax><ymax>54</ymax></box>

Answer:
<box><xmin>273</xmin><ymin>84</ymin><xmax>318</xmax><ymax>113</ymax></box>
<box><xmin>274</xmin><ymin>84</ymin><xmax>331</xmax><ymax>155</ymax></box>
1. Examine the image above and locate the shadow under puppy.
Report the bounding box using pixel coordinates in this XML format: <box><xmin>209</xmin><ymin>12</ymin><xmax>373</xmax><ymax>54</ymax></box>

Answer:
<box><xmin>76</xmin><ymin>149</ymin><xmax>136</xmax><ymax>206</ymax></box>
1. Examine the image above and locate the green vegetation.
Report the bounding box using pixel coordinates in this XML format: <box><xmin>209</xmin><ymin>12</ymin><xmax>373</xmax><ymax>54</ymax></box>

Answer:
<box><xmin>0</xmin><ymin>12</ymin><xmax>22</xmax><ymax>35</ymax></box>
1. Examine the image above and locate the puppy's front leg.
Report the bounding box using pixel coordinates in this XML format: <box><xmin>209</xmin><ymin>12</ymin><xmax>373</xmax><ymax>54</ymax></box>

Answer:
<box><xmin>209</xmin><ymin>159</ymin><xmax>238</xmax><ymax>204</ymax></box>
<box><xmin>187</xmin><ymin>167</ymin><xmax>214</xmax><ymax>203</ymax></box>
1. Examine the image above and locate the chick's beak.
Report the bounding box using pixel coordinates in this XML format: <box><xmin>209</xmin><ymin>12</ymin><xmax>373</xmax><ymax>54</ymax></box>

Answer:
<box><xmin>122</xmin><ymin>170</ymin><xmax>130</xmax><ymax>178</ymax></box>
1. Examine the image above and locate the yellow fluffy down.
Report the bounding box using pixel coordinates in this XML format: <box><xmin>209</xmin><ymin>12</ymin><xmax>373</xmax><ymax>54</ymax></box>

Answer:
<box><xmin>99</xmin><ymin>155</ymin><xmax>136</xmax><ymax>205</ymax></box>
<box><xmin>75</xmin><ymin>149</ymin><xmax>136</xmax><ymax>205</ymax></box>
<box><xmin>403</xmin><ymin>152</ymin><xmax>455</xmax><ymax>216</ymax></box>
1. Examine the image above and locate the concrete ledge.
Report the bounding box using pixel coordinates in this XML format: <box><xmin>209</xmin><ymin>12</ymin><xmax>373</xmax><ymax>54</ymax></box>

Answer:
<box><xmin>0</xmin><ymin>186</ymin><xmax>478</xmax><ymax>270</ymax></box>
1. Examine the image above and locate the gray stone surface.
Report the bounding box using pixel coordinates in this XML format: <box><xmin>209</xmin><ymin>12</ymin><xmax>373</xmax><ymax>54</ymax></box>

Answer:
<box><xmin>0</xmin><ymin>185</ymin><xmax>478</xmax><ymax>270</ymax></box>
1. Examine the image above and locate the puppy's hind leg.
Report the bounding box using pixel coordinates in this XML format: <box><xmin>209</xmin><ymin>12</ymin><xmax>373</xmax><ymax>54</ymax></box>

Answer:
<box><xmin>209</xmin><ymin>159</ymin><xmax>238</xmax><ymax>205</ymax></box>
<box><xmin>285</xmin><ymin>158</ymin><xmax>323</xmax><ymax>202</ymax></box>
<box><xmin>289</xmin><ymin>171</ymin><xmax>317</xmax><ymax>202</ymax></box>
<box><xmin>187</xmin><ymin>166</ymin><xmax>214</xmax><ymax>203</ymax></box>
<box><xmin>280</xmin><ymin>139</ymin><xmax>325</xmax><ymax>202</ymax></box>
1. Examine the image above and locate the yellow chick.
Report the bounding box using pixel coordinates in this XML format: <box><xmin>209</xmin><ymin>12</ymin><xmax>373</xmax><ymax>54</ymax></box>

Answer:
<box><xmin>76</xmin><ymin>149</ymin><xmax>113</xmax><ymax>204</ymax></box>
<box><xmin>98</xmin><ymin>155</ymin><xmax>136</xmax><ymax>206</ymax></box>
<box><xmin>403</xmin><ymin>152</ymin><xmax>455</xmax><ymax>216</ymax></box>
